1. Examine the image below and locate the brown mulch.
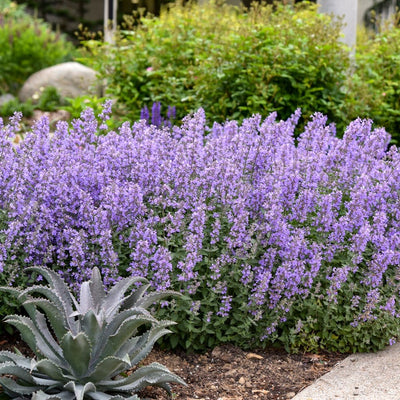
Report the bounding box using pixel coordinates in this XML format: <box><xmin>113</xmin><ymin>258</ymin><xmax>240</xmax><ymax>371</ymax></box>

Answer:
<box><xmin>0</xmin><ymin>333</ymin><xmax>347</xmax><ymax>400</ymax></box>
<box><xmin>138</xmin><ymin>345</ymin><xmax>347</xmax><ymax>400</ymax></box>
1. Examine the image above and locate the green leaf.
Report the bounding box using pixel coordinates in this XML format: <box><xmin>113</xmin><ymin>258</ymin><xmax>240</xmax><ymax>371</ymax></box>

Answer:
<box><xmin>135</xmin><ymin>291</ymin><xmax>181</xmax><ymax>310</ymax></box>
<box><xmin>129</xmin><ymin>322</ymin><xmax>174</xmax><ymax>366</ymax></box>
<box><xmin>34</xmin><ymin>359</ymin><xmax>69</xmax><ymax>381</ymax></box>
<box><xmin>20</xmin><ymin>286</ymin><xmax>78</xmax><ymax>335</ymax></box>
<box><xmin>0</xmin><ymin>350</ymin><xmax>31</xmax><ymax>369</ymax></box>
<box><xmin>169</xmin><ymin>335</ymin><xmax>179</xmax><ymax>349</ymax></box>
<box><xmin>81</xmin><ymin>309</ymin><xmax>103</xmax><ymax>345</ymax></box>
<box><xmin>103</xmin><ymin>277</ymin><xmax>148</xmax><ymax>320</ymax></box>
<box><xmin>23</xmin><ymin>298</ymin><xmax>67</xmax><ymax>341</ymax></box>
<box><xmin>30</xmin><ymin>310</ymin><xmax>63</xmax><ymax>359</ymax></box>
<box><xmin>120</xmin><ymin>283</ymin><xmax>151</xmax><ymax>311</ymax></box>
<box><xmin>100</xmin><ymin>362</ymin><xmax>185</xmax><ymax>392</ymax></box>
<box><xmin>32</xmin><ymin>390</ymin><xmax>75</xmax><ymax>400</ymax></box>
<box><xmin>88</xmin><ymin>354</ymin><xmax>130</xmax><ymax>381</ymax></box>
<box><xmin>60</xmin><ymin>332</ymin><xmax>91</xmax><ymax>377</ymax></box>
<box><xmin>89</xmin><ymin>267</ymin><xmax>106</xmax><ymax>307</ymax></box>
<box><xmin>0</xmin><ymin>361</ymin><xmax>35</xmax><ymax>383</ymax></box>
<box><xmin>88</xmin><ymin>393</ymin><xmax>140</xmax><ymax>400</ymax></box>
<box><xmin>4</xmin><ymin>315</ymin><xmax>38</xmax><ymax>356</ymax></box>
<box><xmin>0</xmin><ymin>376</ymin><xmax>41</xmax><ymax>397</ymax></box>
<box><xmin>25</xmin><ymin>267</ymin><xmax>78</xmax><ymax>312</ymax></box>
<box><xmin>64</xmin><ymin>382</ymin><xmax>96</xmax><ymax>400</ymax></box>
<box><xmin>78</xmin><ymin>282</ymin><xmax>95</xmax><ymax>315</ymax></box>
<box><xmin>99</xmin><ymin>315</ymin><xmax>155</xmax><ymax>362</ymax></box>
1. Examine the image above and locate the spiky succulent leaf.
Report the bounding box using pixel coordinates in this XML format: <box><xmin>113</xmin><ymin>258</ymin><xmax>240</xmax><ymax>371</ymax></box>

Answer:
<box><xmin>0</xmin><ymin>376</ymin><xmax>43</xmax><ymax>397</ymax></box>
<box><xmin>119</xmin><ymin>283</ymin><xmax>151</xmax><ymax>312</ymax></box>
<box><xmin>91</xmin><ymin>308</ymin><xmax>154</xmax><ymax>362</ymax></box>
<box><xmin>0</xmin><ymin>350</ymin><xmax>31</xmax><ymax>369</ymax></box>
<box><xmin>88</xmin><ymin>268</ymin><xmax>105</xmax><ymax>308</ymax></box>
<box><xmin>32</xmin><ymin>390</ymin><xmax>75</xmax><ymax>400</ymax></box>
<box><xmin>34</xmin><ymin>359</ymin><xmax>69</xmax><ymax>381</ymax></box>
<box><xmin>4</xmin><ymin>315</ymin><xmax>39</xmax><ymax>356</ymax></box>
<box><xmin>23</xmin><ymin>298</ymin><xmax>67</xmax><ymax>341</ymax></box>
<box><xmin>5</xmin><ymin>315</ymin><xmax>63</xmax><ymax>365</ymax></box>
<box><xmin>126</xmin><ymin>321</ymin><xmax>175</xmax><ymax>366</ymax></box>
<box><xmin>99</xmin><ymin>315</ymin><xmax>156</xmax><ymax>362</ymax></box>
<box><xmin>78</xmin><ymin>282</ymin><xmax>95</xmax><ymax>316</ymax></box>
<box><xmin>133</xmin><ymin>290</ymin><xmax>181</xmax><ymax>310</ymax></box>
<box><xmin>81</xmin><ymin>310</ymin><xmax>103</xmax><ymax>345</ymax></box>
<box><xmin>29</xmin><ymin>310</ymin><xmax>63</xmax><ymax>359</ymax></box>
<box><xmin>25</xmin><ymin>267</ymin><xmax>78</xmax><ymax>311</ymax></box>
<box><xmin>87</xmin><ymin>354</ymin><xmax>130</xmax><ymax>382</ymax></box>
<box><xmin>102</xmin><ymin>277</ymin><xmax>147</xmax><ymax>322</ymax></box>
<box><xmin>20</xmin><ymin>286</ymin><xmax>77</xmax><ymax>335</ymax></box>
<box><xmin>87</xmin><ymin>393</ymin><xmax>140</xmax><ymax>400</ymax></box>
<box><xmin>60</xmin><ymin>332</ymin><xmax>91</xmax><ymax>377</ymax></box>
<box><xmin>31</xmin><ymin>376</ymin><xmax>63</xmax><ymax>387</ymax></box>
<box><xmin>0</xmin><ymin>362</ymin><xmax>34</xmax><ymax>383</ymax></box>
<box><xmin>99</xmin><ymin>362</ymin><xmax>186</xmax><ymax>392</ymax></box>
<box><xmin>64</xmin><ymin>381</ymin><xmax>96</xmax><ymax>400</ymax></box>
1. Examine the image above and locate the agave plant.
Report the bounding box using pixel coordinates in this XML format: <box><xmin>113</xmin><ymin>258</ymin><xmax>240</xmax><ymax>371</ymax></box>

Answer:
<box><xmin>0</xmin><ymin>266</ymin><xmax>186</xmax><ymax>400</ymax></box>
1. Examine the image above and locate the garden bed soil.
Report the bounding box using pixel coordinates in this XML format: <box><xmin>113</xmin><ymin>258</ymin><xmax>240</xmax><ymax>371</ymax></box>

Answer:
<box><xmin>0</xmin><ymin>334</ymin><xmax>347</xmax><ymax>399</ymax></box>
<box><xmin>139</xmin><ymin>345</ymin><xmax>347</xmax><ymax>399</ymax></box>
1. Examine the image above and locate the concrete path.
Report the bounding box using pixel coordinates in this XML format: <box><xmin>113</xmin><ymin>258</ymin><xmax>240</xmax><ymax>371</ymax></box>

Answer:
<box><xmin>293</xmin><ymin>342</ymin><xmax>400</xmax><ymax>400</ymax></box>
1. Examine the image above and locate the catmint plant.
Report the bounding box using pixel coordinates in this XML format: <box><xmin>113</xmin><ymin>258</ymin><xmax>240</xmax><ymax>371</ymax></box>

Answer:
<box><xmin>0</xmin><ymin>102</ymin><xmax>399</xmax><ymax>352</ymax></box>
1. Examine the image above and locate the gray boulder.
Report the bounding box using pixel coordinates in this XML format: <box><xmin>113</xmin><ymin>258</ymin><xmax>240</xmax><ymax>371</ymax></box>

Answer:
<box><xmin>19</xmin><ymin>62</ymin><xmax>102</xmax><ymax>102</ymax></box>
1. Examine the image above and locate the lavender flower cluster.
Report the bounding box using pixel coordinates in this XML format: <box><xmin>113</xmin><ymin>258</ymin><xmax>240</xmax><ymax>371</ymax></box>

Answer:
<box><xmin>0</xmin><ymin>102</ymin><xmax>399</xmax><ymax>343</ymax></box>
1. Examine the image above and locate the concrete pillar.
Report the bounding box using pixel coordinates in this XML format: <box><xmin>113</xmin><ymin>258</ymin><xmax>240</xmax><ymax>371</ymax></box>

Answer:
<box><xmin>317</xmin><ymin>0</ymin><xmax>358</xmax><ymax>49</ymax></box>
<box><xmin>104</xmin><ymin>0</ymin><xmax>118</xmax><ymax>43</ymax></box>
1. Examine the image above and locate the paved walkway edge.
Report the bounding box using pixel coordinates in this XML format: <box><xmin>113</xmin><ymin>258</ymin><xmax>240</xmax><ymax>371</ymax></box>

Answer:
<box><xmin>293</xmin><ymin>342</ymin><xmax>400</xmax><ymax>400</ymax></box>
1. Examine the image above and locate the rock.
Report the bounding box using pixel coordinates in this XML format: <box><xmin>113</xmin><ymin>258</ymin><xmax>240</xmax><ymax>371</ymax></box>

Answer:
<box><xmin>211</xmin><ymin>346</ymin><xmax>231</xmax><ymax>363</ymax></box>
<box><xmin>19</xmin><ymin>62</ymin><xmax>102</xmax><ymax>103</ymax></box>
<box><xmin>27</xmin><ymin>110</ymin><xmax>71</xmax><ymax>127</ymax></box>
<box><xmin>238</xmin><ymin>376</ymin><xmax>245</xmax><ymax>385</ymax></box>
<box><xmin>0</xmin><ymin>94</ymin><xmax>16</xmax><ymax>106</ymax></box>
<box><xmin>224</xmin><ymin>369</ymin><xmax>237</xmax><ymax>377</ymax></box>
<box><xmin>246</xmin><ymin>352</ymin><xmax>264</xmax><ymax>360</ymax></box>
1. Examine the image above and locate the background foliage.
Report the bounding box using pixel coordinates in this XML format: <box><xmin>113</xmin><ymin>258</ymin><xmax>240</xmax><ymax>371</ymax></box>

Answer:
<box><xmin>81</xmin><ymin>1</ymin><xmax>349</xmax><ymax>131</ymax></box>
<box><xmin>343</xmin><ymin>22</ymin><xmax>400</xmax><ymax>143</ymax></box>
<box><xmin>0</xmin><ymin>0</ymin><xmax>74</xmax><ymax>94</ymax></box>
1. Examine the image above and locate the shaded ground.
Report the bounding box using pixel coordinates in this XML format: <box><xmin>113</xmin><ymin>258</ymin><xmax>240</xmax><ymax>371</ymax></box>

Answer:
<box><xmin>0</xmin><ymin>333</ymin><xmax>347</xmax><ymax>400</ymax></box>
<box><xmin>140</xmin><ymin>344</ymin><xmax>347</xmax><ymax>400</ymax></box>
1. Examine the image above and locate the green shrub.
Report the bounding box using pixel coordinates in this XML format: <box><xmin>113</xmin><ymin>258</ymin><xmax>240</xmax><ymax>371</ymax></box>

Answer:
<box><xmin>0</xmin><ymin>0</ymin><xmax>75</xmax><ymax>94</ymax></box>
<box><xmin>343</xmin><ymin>22</ymin><xmax>400</xmax><ymax>144</ymax></box>
<box><xmin>0</xmin><ymin>97</ymin><xmax>33</xmax><ymax>117</ymax></box>
<box><xmin>82</xmin><ymin>1</ymin><xmax>349</xmax><ymax>128</ymax></box>
<box><xmin>64</xmin><ymin>95</ymin><xmax>109</xmax><ymax>119</ymax></box>
<box><xmin>278</xmin><ymin>263</ymin><xmax>400</xmax><ymax>354</ymax></box>
<box><xmin>36</xmin><ymin>86</ymin><xmax>62</xmax><ymax>111</ymax></box>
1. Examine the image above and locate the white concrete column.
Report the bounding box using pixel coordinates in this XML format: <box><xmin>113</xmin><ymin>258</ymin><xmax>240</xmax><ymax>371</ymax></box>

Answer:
<box><xmin>317</xmin><ymin>0</ymin><xmax>358</xmax><ymax>49</ymax></box>
<box><xmin>104</xmin><ymin>0</ymin><xmax>118</xmax><ymax>43</ymax></box>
